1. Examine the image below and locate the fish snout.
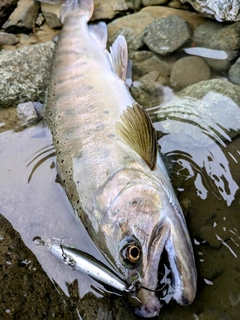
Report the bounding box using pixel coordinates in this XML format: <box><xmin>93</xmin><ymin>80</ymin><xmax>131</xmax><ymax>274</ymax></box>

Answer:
<box><xmin>132</xmin><ymin>290</ymin><xmax>162</xmax><ymax>318</ymax></box>
<box><xmin>134</xmin><ymin>301</ymin><xmax>161</xmax><ymax>318</ymax></box>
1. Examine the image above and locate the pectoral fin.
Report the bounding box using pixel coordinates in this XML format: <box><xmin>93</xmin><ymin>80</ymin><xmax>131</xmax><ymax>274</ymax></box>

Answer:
<box><xmin>116</xmin><ymin>102</ymin><xmax>157</xmax><ymax>170</ymax></box>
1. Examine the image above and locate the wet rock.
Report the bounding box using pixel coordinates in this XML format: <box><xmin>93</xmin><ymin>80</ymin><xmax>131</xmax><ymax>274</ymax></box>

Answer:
<box><xmin>142</xmin><ymin>0</ymin><xmax>168</xmax><ymax>6</ymax></box>
<box><xmin>180</xmin><ymin>0</ymin><xmax>240</xmax><ymax>22</ymax></box>
<box><xmin>194</xmin><ymin>21</ymin><xmax>240</xmax><ymax>72</ymax></box>
<box><xmin>0</xmin><ymin>0</ymin><xmax>18</xmax><ymax>28</ymax></box>
<box><xmin>0</xmin><ymin>31</ymin><xmax>18</xmax><ymax>45</ymax></box>
<box><xmin>170</xmin><ymin>56</ymin><xmax>211</xmax><ymax>90</ymax></box>
<box><xmin>130</xmin><ymin>50</ymin><xmax>170</xmax><ymax>83</ymax></box>
<box><xmin>0</xmin><ymin>41</ymin><xmax>54</xmax><ymax>108</ymax></box>
<box><xmin>41</xmin><ymin>3</ymin><xmax>62</xmax><ymax>29</ymax></box>
<box><xmin>17</xmin><ymin>101</ymin><xmax>42</xmax><ymax>127</ymax></box>
<box><xmin>108</xmin><ymin>11</ymin><xmax>155</xmax><ymax>51</ymax></box>
<box><xmin>178</xmin><ymin>79</ymin><xmax>240</xmax><ymax>115</ymax></box>
<box><xmin>156</xmin><ymin>79</ymin><xmax>240</xmax><ymax>151</ymax></box>
<box><xmin>131</xmin><ymin>71</ymin><xmax>165</xmax><ymax>108</ymax></box>
<box><xmin>92</xmin><ymin>0</ymin><xmax>128</xmax><ymax>20</ymax></box>
<box><xmin>130</xmin><ymin>85</ymin><xmax>152</xmax><ymax>109</ymax></box>
<box><xmin>229</xmin><ymin>58</ymin><xmax>240</xmax><ymax>85</ymax></box>
<box><xmin>143</xmin><ymin>15</ymin><xmax>192</xmax><ymax>55</ymax></box>
<box><xmin>3</xmin><ymin>0</ymin><xmax>40</xmax><ymax>34</ymax></box>
<box><xmin>141</xmin><ymin>5</ymin><xmax>208</xmax><ymax>30</ymax></box>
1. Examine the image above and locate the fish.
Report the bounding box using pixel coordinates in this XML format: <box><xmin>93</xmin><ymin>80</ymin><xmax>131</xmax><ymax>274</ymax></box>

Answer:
<box><xmin>42</xmin><ymin>0</ymin><xmax>197</xmax><ymax>317</ymax></box>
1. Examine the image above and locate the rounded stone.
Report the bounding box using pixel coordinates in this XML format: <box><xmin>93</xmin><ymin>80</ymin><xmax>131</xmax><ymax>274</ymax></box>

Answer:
<box><xmin>229</xmin><ymin>58</ymin><xmax>240</xmax><ymax>85</ymax></box>
<box><xmin>0</xmin><ymin>31</ymin><xmax>18</xmax><ymax>45</ymax></box>
<box><xmin>170</xmin><ymin>56</ymin><xmax>211</xmax><ymax>90</ymax></box>
<box><xmin>143</xmin><ymin>15</ymin><xmax>192</xmax><ymax>56</ymax></box>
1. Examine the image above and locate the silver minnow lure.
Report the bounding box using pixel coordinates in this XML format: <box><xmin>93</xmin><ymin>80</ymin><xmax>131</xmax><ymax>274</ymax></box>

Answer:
<box><xmin>49</xmin><ymin>240</ymin><xmax>141</xmax><ymax>293</ymax></box>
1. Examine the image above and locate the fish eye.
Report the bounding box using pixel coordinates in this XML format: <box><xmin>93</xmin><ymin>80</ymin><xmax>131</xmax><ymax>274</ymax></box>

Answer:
<box><xmin>119</xmin><ymin>237</ymin><xmax>142</xmax><ymax>267</ymax></box>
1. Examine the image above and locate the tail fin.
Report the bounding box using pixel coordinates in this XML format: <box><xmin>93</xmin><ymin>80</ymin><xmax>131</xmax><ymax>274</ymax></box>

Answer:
<box><xmin>37</xmin><ymin>0</ymin><xmax>94</xmax><ymax>23</ymax></box>
<box><xmin>61</xmin><ymin>0</ymin><xmax>94</xmax><ymax>23</ymax></box>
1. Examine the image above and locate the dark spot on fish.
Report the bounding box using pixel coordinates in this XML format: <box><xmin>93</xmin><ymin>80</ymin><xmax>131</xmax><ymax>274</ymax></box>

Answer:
<box><xmin>58</xmin><ymin>151</ymin><xmax>61</xmax><ymax>154</ymax></box>
<box><xmin>107</xmin><ymin>134</ymin><xmax>115</xmax><ymax>138</ymax></box>
<box><xmin>61</xmin><ymin>160</ymin><xmax>64</xmax><ymax>163</ymax></box>
<box><xmin>63</xmin><ymin>179</ymin><xmax>65</xmax><ymax>183</ymax></box>
<box><xmin>57</xmin><ymin>140</ymin><xmax>59</xmax><ymax>144</ymax></box>
<box><xmin>77</xmin><ymin>181</ymin><xmax>79</xmax><ymax>184</ymax></box>
<box><xmin>50</xmin><ymin>162</ymin><xmax>55</xmax><ymax>169</ymax></box>
<box><xmin>96</xmin><ymin>124</ymin><xmax>105</xmax><ymax>131</ymax></box>
<box><xmin>77</xmin><ymin>200</ymin><xmax>79</xmax><ymax>204</ymax></box>
<box><xmin>103</xmin><ymin>110</ymin><xmax>109</xmax><ymax>114</ymax></box>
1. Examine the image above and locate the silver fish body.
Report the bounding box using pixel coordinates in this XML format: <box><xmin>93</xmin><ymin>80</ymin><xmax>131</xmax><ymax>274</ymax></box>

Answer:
<box><xmin>44</xmin><ymin>0</ymin><xmax>197</xmax><ymax>317</ymax></box>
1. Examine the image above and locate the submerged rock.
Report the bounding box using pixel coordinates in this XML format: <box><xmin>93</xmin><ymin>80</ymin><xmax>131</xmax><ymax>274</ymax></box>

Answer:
<box><xmin>143</xmin><ymin>15</ymin><xmax>192</xmax><ymax>55</ymax></box>
<box><xmin>180</xmin><ymin>0</ymin><xmax>240</xmax><ymax>22</ymax></box>
<box><xmin>158</xmin><ymin>79</ymin><xmax>240</xmax><ymax>142</ymax></box>
<box><xmin>0</xmin><ymin>42</ymin><xmax>54</xmax><ymax>108</ymax></box>
<box><xmin>194</xmin><ymin>21</ymin><xmax>240</xmax><ymax>72</ymax></box>
<box><xmin>170</xmin><ymin>56</ymin><xmax>211</xmax><ymax>90</ymax></box>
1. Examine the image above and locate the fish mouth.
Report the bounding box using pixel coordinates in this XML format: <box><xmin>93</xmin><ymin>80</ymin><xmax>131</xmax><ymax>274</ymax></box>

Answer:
<box><xmin>131</xmin><ymin>213</ymin><xmax>197</xmax><ymax>317</ymax></box>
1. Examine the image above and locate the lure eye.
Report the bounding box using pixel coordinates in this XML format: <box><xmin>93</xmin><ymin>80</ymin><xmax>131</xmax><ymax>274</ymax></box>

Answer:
<box><xmin>119</xmin><ymin>237</ymin><xmax>142</xmax><ymax>267</ymax></box>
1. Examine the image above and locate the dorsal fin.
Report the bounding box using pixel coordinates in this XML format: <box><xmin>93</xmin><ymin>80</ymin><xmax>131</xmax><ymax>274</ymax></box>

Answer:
<box><xmin>109</xmin><ymin>35</ymin><xmax>128</xmax><ymax>81</ymax></box>
<box><xmin>116</xmin><ymin>102</ymin><xmax>157</xmax><ymax>170</ymax></box>
<box><xmin>88</xmin><ymin>22</ymin><xmax>107</xmax><ymax>49</ymax></box>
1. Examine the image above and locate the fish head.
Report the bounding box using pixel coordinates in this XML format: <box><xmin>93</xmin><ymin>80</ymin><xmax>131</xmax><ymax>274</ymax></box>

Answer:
<box><xmin>91</xmin><ymin>168</ymin><xmax>197</xmax><ymax>317</ymax></box>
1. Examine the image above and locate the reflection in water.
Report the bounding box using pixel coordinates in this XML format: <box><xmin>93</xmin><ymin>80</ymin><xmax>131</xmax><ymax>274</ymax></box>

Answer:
<box><xmin>151</xmin><ymin>93</ymin><xmax>240</xmax><ymax>206</ymax></box>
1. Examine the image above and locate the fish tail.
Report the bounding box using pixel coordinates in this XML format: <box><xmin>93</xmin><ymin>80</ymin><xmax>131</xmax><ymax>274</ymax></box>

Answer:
<box><xmin>61</xmin><ymin>0</ymin><xmax>94</xmax><ymax>23</ymax></box>
<box><xmin>37</xmin><ymin>0</ymin><xmax>94</xmax><ymax>23</ymax></box>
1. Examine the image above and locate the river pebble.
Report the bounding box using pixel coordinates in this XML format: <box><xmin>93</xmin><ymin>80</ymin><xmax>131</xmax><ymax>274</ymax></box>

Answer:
<box><xmin>229</xmin><ymin>57</ymin><xmax>240</xmax><ymax>85</ymax></box>
<box><xmin>17</xmin><ymin>101</ymin><xmax>42</xmax><ymax>127</ymax></box>
<box><xmin>0</xmin><ymin>31</ymin><xmax>18</xmax><ymax>45</ymax></box>
<box><xmin>170</xmin><ymin>56</ymin><xmax>211</xmax><ymax>90</ymax></box>
<box><xmin>41</xmin><ymin>3</ymin><xmax>61</xmax><ymax>29</ymax></box>
<box><xmin>108</xmin><ymin>11</ymin><xmax>155</xmax><ymax>51</ymax></box>
<box><xmin>130</xmin><ymin>50</ymin><xmax>170</xmax><ymax>82</ymax></box>
<box><xmin>143</xmin><ymin>15</ymin><xmax>192</xmax><ymax>55</ymax></box>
